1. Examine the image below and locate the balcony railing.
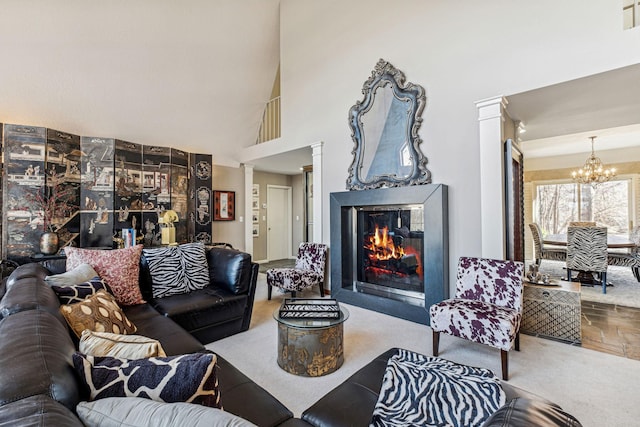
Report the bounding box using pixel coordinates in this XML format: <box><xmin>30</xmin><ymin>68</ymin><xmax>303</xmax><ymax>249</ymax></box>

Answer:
<box><xmin>256</xmin><ymin>96</ymin><xmax>281</xmax><ymax>144</ymax></box>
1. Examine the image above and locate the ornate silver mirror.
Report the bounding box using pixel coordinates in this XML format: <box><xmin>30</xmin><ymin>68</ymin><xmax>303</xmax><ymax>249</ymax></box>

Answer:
<box><xmin>347</xmin><ymin>59</ymin><xmax>430</xmax><ymax>190</ymax></box>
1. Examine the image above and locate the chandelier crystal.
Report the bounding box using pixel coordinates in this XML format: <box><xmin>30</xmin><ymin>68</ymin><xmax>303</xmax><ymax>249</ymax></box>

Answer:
<box><xmin>571</xmin><ymin>136</ymin><xmax>616</xmax><ymax>185</ymax></box>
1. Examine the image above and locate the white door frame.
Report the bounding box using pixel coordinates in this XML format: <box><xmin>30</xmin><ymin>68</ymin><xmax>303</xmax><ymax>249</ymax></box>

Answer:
<box><xmin>267</xmin><ymin>184</ymin><xmax>292</xmax><ymax>260</ymax></box>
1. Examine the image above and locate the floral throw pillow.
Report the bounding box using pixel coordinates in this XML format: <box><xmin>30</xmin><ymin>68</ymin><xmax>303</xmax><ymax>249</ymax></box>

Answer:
<box><xmin>65</xmin><ymin>245</ymin><xmax>145</xmax><ymax>306</ymax></box>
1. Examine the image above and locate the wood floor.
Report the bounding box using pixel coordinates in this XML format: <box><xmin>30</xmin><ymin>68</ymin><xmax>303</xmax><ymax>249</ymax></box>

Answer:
<box><xmin>581</xmin><ymin>300</ymin><xmax>640</xmax><ymax>360</ymax></box>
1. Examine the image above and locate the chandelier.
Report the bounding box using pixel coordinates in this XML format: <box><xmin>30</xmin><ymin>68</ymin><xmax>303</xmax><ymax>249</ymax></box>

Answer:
<box><xmin>571</xmin><ymin>136</ymin><xmax>616</xmax><ymax>185</ymax></box>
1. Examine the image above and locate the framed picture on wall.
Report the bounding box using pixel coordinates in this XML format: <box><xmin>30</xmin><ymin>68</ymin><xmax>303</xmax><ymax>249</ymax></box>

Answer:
<box><xmin>252</xmin><ymin>184</ymin><xmax>259</xmax><ymax>197</ymax></box>
<box><xmin>252</xmin><ymin>224</ymin><xmax>259</xmax><ymax>237</ymax></box>
<box><xmin>252</xmin><ymin>210</ymin><xmax>259</xmax><ymax>223</ymax></box>
<box><xmin>252</xmin><ymin>197</ymin><xmax>259</xmax><ymax>209</ymax></box>
<box><xmin>213</xmin><ymin>190</ymin><xmax>235</xmax><ymax>221</ymax></box>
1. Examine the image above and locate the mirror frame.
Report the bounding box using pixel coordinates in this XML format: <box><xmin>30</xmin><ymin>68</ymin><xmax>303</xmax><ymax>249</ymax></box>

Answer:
<box><xmin>347</xmin><ymin>59</ymin><xmax>431</xmax><ymax>190</ymax></box>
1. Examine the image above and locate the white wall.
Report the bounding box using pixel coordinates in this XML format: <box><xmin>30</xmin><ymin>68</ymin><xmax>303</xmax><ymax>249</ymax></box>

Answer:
<box><xmin>279</xmin><ymin>0</ymin><xmax>640</xmax><ymax>286</ymax></box>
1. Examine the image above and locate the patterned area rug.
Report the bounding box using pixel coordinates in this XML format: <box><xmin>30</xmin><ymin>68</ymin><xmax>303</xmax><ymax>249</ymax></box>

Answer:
<box><xmin>532</xmin><ymin>260</ymin><xmax>640</xmax><ymax>308</ymax></box>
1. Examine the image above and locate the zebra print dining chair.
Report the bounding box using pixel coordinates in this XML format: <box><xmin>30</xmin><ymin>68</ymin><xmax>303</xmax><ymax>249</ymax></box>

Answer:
<box><xmin>429</xmin><ymin>256</ymin><xmax>524</xmax><ymax>380</ymax></box>
<box><xmin>529</xmin><ymin>223</ymin><xmax>567</xmax><ymax>267</ymax></box>
<box><xmin>607</xmin><ymin>225</ymin><xmax>640</xmax><ymax>282</ymax></box>
<box><xmin>566</xmin><ymin>226</ymin><xmax>608</xmax><ymax>293</ymax></box>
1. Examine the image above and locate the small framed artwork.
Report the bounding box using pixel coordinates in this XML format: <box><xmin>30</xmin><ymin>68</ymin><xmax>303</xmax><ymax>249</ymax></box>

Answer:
<box><xmin>213</xmin><ymin>190</ymin><xmax>235</xmax><ymax>221</ymax></box>
<box><xmin>252</xmin><ymin>184</ymin><xmax>260</xmax><ymax>197</ymax></box>
<box><xmin>252</xmin><ymin>210</ymin><xmax>259</xmax><ymax>223</ymax></box>
<box><xmin>252</xmin><ymin>197</ymin><xmax>259</xmax><ymax>209</ymax></box>
<box><xmin>252</xmin><ymin>224</ymin><xmax>260</xmax><ymax>237</ymax></box>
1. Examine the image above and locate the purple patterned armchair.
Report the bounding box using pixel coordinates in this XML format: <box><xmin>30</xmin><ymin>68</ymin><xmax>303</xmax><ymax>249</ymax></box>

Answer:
<box><xmin>429</xmin><ymin>256</ymin><xmax>524</xmax><ymax>380</ymax></box>
<box><xmin>266</xmin><ymin>243</ymin><xmax>328</xmax><ymax>300</ymax></box>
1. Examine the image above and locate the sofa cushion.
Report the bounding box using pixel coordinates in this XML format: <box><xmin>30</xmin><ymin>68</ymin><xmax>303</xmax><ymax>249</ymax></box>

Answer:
<box><xmin>206</xmin><ymin>248</ymin><xmax>252</xmax><ymax>295</ymax></box>
<box><xmin>151</xmin><ymin>287</ymin><xmax>247</xmax><ymax>333</ymax></box>
<box><xmin>482</xmin><ymin>397</ymin><xmax>583</xmax><ymax>427</ymax></box>
<box><xmin>142</xmin><ymin>243</ymin><xmax>211</xmax><ymax>299</ymax></box>
<box><xmin>60</xmin><ymin>289</ymin><xmax>137</xmax><ymax>338</ymax></box>
<box><xmin>73</xmin><ymin>352</ymin><xmax>221</xmax><ymax>408</ymax></box>
<box><xmin>0</xmin><ymin>310</ymin><xmax>80</xmax><ymax>410</ymax></box>
<box><xmin>370</xmin><ymin>349</ymin><xmax>505</xmax><ymax>427</ymax></box>
<box><xmin>65</xmin><ymin>245</ymin><xmax>145</xmax><ymax>306</ymax></box>
<box><xmin>79</xmin><ymin>330</ymin><xmax>167</xmax><ymax>359</ymax></box>
<box><xmin>0</xmin><ymin>395</ymin><xmax>84</xmax><ymax>427</ymax></box>
<box><xmin>0</xmin><ymin>276</ymin><xmax>66</xmax><ymax>324</ymax></box>
<box><xmin>77</xmin><ymin>397</ymin><xmax>257</xmax><ymax>427</ymax></box>
<box><xmin>123</xmin><ymin>303</ymin><xmax>205</xmax><ymax>355</ymax></box>
<box><xmin>142</xmin><ymin>246</ymin><xmax>190</xmax><ymax>298</ymax></box>
<box><xmin>51</xmin><ymin>276</ymin><xmax>108</xmax><ymax>305</ymax></box>
<box><xmin>45</xmin><ymin>263</ymin><xmax>99</xmax><ymax>287</ymax></box>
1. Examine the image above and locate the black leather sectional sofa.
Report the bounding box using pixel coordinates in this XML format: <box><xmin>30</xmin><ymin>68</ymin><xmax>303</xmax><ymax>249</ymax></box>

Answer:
<box><xmin>0</xmin><ymin>246</ymin><xmax>581</xmax><ymax>426</ymax></box>
<box><xmin>0</xmin><ymin>247</ymin><xmax>306</xmax><ymax>426</ymax></box>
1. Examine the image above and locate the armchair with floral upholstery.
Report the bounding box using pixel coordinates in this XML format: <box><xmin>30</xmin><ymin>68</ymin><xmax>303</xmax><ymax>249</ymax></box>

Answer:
<box><xmin>429</xmin><ymin>256</ymin><xmax>524</xmax><ymax>380</ymax></box>
<box><xmin>266</xmin><ymin>243</ymin><xmax>328</xmax><ymax>300</ymax></box>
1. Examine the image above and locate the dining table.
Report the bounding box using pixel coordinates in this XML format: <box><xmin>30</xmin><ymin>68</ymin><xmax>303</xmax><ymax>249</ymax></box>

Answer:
<box><xmin>543</xmin><ymin>233</ymin><xmax>636</xmax><ymax>250</ymax></box>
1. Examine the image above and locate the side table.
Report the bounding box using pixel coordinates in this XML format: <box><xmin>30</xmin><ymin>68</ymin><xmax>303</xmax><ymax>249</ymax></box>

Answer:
<box><xmin>273</xmin><ymin>305</ymin><xmax>349</xmax><ymax>377</ymax></box>
<box><xmin>521</xmin><ymin>280</ymin><xmax>581</xmax><ymax>344</ymax></box>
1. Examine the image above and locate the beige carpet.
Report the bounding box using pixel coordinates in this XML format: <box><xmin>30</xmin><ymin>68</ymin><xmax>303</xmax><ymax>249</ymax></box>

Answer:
<box><xmin>207</xmin><ymin>273</ymin><xmax>640</xmax><ymax>426</ymax></box>
<box><xmin>532</xmin><ymin>260</ymin><xmax>640</xmax><ymax>308</ymax></box>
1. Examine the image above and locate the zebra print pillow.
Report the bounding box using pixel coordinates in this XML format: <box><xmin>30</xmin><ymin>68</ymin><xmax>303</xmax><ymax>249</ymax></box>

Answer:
<box><xmin>370</xmin><ymin>349</ymin><xmax>506</xmax><ymax>427</ymax></box>
<box><xmin>179</xmin><ymin>242</ymin><xmax>210</xmax><ymax>291</ymax></box>
<box><xmin>73</xmin><ymin>352</ymin><xmax>221</xmax><ymax>408</ymax></box>
<box><xmin>143</xmin><ymin>246</ymin><xmax>189</xmax><ymax>298</ymax></box>
<box><xmin>143</xmin><ymin>243</ymin><xmax>210</xmax><ymax>298</ymax></box>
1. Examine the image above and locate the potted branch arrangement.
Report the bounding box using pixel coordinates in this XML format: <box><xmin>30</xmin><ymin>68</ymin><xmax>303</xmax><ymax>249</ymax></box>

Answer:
<box><xmin>30</xmin><ymin>178</ymin><xmax>77</xmax><ymax>255</ymax></box>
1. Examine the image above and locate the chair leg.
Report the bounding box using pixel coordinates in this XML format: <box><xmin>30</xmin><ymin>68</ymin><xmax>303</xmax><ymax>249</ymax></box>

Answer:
<box><xmin>515</xmin><ymin>332</ymin><xmax>520</xmax><ymax>351</ymax></box>
<box><xmin>291</xmin><ymin>291</ymin><xmax>296</xmax><ymax>298</ymax></box>
<box><xmin>501</xmin><ymin>350</ymin><xmax>509</xmax><ymax>381</ymax></box>
<box><xmin>267</xmin><ymin>284</ymin><xmax>272</xmax><ymax>300</ymax></box>
<box><xmin>601</xmin><ymin>272</ymin><xmax>607</xmax><ymax>294</ymax></box>
<box><xmin>432</xmin><ymin>330</ymin><xmax>440</xmax><ymax>357</ymax></box>
<box><xmin>634</xmin><ymin>266</ymin><xmax>640</xmax><ymax>282</ymax></box>
<box><xmin>567</xmin><ymin>268</ymin><xmax>572</xmax><ymax>282</ymax></box>
<box><xmin>319</xmin><ymin>283</ymin><xmax>325</xmax><ymax>297</ymax></box>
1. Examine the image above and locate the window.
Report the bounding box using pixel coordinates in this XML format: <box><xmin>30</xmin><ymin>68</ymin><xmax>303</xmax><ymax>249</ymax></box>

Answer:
<box><xmin>534</xmin><ymin>179</ymin><xmax>631</xmax><ymax>237</ymax></box>
<box><xmin>623</xmin><ymin>0</ymin><xmax>640</xmax><ymax>29</ymax></box>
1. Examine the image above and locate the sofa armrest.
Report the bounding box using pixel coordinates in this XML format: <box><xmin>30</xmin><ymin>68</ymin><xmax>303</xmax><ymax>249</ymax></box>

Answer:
<box><xmin>206</xmin><ymin>247</ymin><xmax>254</xmax><ymax>295</ymax></box>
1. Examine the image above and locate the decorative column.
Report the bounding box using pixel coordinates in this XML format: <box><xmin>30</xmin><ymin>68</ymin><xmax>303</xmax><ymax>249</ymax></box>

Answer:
<box><xmin>244</xmin><ymin>163</ymin><xmax>254</xmax><ymax>255</ymax></box>
<box><xmin>311</xmin><ymin>142</ymin><xmax>323</xmax><ymax>244</ymax></box>
<box><xmin>476</xmin><ymin>96</ymin><xmax>508</xmax><ymax>259</ymax></box>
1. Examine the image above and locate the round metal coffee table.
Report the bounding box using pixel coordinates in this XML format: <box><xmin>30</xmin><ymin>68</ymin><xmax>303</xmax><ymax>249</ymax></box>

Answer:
<box><xmin>273</xmin><ymin>305</ymin><xmax>349</xmax><ymax>377</ymax></box>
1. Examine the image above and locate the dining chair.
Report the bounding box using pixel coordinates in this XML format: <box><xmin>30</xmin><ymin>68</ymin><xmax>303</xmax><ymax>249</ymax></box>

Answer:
<box><xmin>568</xmin><ymin>221</ymin><xmax>596</xmax><ymax>227</ymax></box>
<box><xmin>566</xmin><ymin>226</ymin><xmax>608</xmax><ymax>293</ymax></box>
<box><xmin>266</xmin><ymin>243</ymin><xmax>328</xmax><ymax>300</ymax></box>
<box><xmin>429</xmin><ymin>256</ymin><xmax>524</xmax><ymax>380</ymax></box>
<box><xmin>607</xmin><ymin>225</ymin><xmax>640</xmax><ymax>282</ymax></box>
<box><xmin>529</xmin><ymin>223</ymin><xmax>567</xmax><ymax>267</ymax></box>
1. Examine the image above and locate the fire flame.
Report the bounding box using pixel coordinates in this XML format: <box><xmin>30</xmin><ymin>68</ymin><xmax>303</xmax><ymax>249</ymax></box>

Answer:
<box><xmin>365</xmin><ymin>226</ymin><xmax>404</xmax><ymax>261</ymax></box>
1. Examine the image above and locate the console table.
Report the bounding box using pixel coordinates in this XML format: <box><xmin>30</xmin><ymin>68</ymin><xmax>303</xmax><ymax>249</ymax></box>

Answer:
<box><xmin>521</xmin><ymin>280</ymin><xmax>581</xmax><ymax>344</ymax></box>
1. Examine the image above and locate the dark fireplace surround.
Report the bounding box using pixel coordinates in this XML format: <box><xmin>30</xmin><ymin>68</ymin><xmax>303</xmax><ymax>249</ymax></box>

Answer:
<box><xmin>330</xmin><ymin>184</ymin><xmax>449</xmax><ymax>325</ymax></box>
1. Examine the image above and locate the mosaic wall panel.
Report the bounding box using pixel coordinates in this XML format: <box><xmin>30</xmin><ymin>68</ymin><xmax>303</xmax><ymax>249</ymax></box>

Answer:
<box><xmin>188</xmin><ymin>153</ymin><xmax>212</xmax><ymax>244</ymax></box>
<box><xmin>114</xmin><ymin>140</ymin><xmax>143</xmax><ymax>241</ymax></box>
<box><xmin>80</xmin><ymin>136</ymin><xmax>115</xmax><ymax>248</ymax></box>
<box><xmin>2</xmin><ymin>124</ymin><xmax>47</xmax><ymax>262</ymax></box>
<box><xmin>1</xmin><ymin>123</ymin><xmax>215</xmax><ymax>260</ymax></box>
<box><xmin>171</xmin><ymin>148</ymin><xmax>189</xmax><ymax>244</ymax></box>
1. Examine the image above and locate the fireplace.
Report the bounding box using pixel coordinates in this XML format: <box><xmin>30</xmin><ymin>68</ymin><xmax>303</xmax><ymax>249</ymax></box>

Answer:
<box><xmin>330</xmin><ymin>185</ymin><xmax>448</xmax><ymax>324</ymax></box>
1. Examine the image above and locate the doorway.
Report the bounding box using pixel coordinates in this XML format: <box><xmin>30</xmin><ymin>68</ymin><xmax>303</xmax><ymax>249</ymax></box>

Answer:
<box><xmin>267</xmin><ymin>185</ymin><xmax>292</xmax><ymax>261</ymax></box>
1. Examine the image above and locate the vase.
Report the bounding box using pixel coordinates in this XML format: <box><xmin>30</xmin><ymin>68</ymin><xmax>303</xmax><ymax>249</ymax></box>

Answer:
<box><xmin>39</xmin><ymin>231</ymin><xmax>59</xmax><ymax>255</ymax></box>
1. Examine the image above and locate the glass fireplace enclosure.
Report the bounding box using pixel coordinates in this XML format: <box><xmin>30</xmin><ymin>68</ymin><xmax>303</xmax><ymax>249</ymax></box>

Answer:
<box><xmin>330</xmin><ymin>185</ymin><xmax>448</xmax><ymax>325</ymax></box>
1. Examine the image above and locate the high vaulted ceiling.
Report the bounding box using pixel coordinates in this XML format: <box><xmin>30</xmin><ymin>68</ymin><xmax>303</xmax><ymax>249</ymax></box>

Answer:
<box><xmin>0</xmin><ymin>1</ymin><xmax>281</xmax><ymax>168</ymax></box>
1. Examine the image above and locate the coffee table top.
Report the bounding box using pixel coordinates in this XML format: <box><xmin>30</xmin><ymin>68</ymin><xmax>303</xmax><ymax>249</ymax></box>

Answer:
<box><xmin>273</xmin><ymin>304</ymin><xmax>349</xmax><ymax>329</ymax></box>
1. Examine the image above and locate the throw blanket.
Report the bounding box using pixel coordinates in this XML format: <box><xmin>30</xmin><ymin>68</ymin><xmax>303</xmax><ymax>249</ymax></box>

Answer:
<box><xmin>370</xmin><ymin>350</ymin><xmax>506</xmax><ymax>427</ymax></box>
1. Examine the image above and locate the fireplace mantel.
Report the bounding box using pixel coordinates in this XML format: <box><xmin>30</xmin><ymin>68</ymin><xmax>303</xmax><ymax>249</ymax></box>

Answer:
<box><xmin>330</xmin><ymin>184</ymin><xmax>448</xmax><ymax>325</ymax></box>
